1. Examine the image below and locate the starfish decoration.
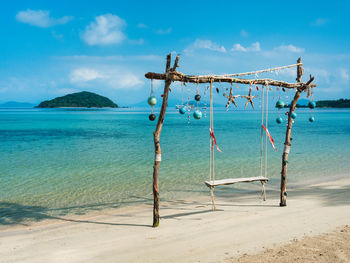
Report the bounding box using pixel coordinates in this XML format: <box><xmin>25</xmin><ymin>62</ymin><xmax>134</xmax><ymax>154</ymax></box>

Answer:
<box><xmin>223</xmin><ymin>87</ymin><xmax>240</xmax><ymax>108</ymax></box>
<box><xmin>241</xmin><ymin>87</ymin><xmax>258</xmax><ymax>109</ymax></box>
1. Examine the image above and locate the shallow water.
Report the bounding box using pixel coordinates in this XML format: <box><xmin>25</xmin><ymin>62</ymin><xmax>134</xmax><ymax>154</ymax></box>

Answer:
<box><xmin>0</xmin><ymin>107</ymin><xmax>349</xmax><ymax>223</ymax></box>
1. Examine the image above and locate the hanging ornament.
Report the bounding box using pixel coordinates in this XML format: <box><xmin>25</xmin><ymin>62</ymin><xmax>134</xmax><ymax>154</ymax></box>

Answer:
<box><xmin>275</xmin><ymin>100</ymin><xmax>285</xmax><ymax>109</ymax></box>
<box><xmin>276</xmin><ymin>117</ymin><xmax>283</xmax><ymax>124</ymax></box>
<box><xmin>276</xmin><ymin>95</ymin><xmax>285</xmax><ymax>124</ymax></box>
<box><xmin>193</xmin><ymin>110</ymin><xmax>202</xmax><ymax>119</ymax></box>
<box><xmin>241</xmin><ymin>87</ymin><xmax>257</xmax><ymax>109</ymax></box>
<box><xmin>148</xmin><ymin>79</ymin><xmax>157</xmax><ymax>121</ymax></box>
<box><xmin>179</xmin><ymin>107</ymin><xmax>187</xmax><ymax>115</ymax></box>
<box><xmin>187</xmin><ymin>84</ymin><xmax>191</xmax><ymax>124</ymax></box>
<box><xmin>149</xmin><ymin>114</ymin><xmax>156</xmax><ymax>121</ymax></box>
<box><xmin>308</xmin><ymin>100</ymin><xmax>316</xmax><ymax>109</ymax></box>
<box><xmin>290</xmin><ymin>112</ymin><xmax>297</xmax><ymax>119</ymax></box>
<box><xmin>223</xmin><ymin>87</ymin><xmax>239</xmax><ymax>109</ymax></box>
<box><xmin>203</xmin><ymin>86</ymin><xmax>208</xmax><ymax>118</ymax></box>
<box><xmin>193</xmin><ymin>83</ymin><xmax>202</xmax><ymax>119</ymax></box>
<box><xmin>308</xmin><ymin>88</ymin><xmax>316</xmax><ymax>123</ymax></box>
<box><xmin>147</xmin><ymin>96</ymin><xmax>157</xmax><ymax>106</ymax></box>
<box><xmin>194</xmin><ymin>81</ymin><xmax>201</xmax><ymax>102</ymax></box>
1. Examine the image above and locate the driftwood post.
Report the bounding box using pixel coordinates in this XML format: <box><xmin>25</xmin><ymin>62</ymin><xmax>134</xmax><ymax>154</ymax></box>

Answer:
<box><xmin>280</xmin><ymin>58</ymin><xmax>304</xmax><ymax>206</ymax></box>
<box><xmin>152</xmin><ymin>53</ymin><xmax>179</xmax><ymax>227</ymax></box>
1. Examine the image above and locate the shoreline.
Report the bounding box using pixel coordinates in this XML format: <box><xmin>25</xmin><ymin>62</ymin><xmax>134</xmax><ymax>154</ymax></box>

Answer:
<box><xmin>1</xmin><ymin>172</ymin><xmax>349</xmax><ymax>231</ymax></box>
<box><xmin>0</xmin><ymin>175</ymin><xmax>349</xmax><ymax>262</ymax></box>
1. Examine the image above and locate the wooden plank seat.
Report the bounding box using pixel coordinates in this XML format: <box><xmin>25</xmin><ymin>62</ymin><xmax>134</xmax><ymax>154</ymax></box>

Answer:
<box><xmin>204</xmin><ymin>176</ymin><xmax>269</xmax><ymax>187</ymax></box>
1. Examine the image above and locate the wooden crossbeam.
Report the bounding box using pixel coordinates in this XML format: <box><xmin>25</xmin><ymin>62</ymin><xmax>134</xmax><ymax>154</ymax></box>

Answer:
<box><xmin>145</xmin><ymin>71</ymin><xmax>316</xmax><ymax>89</ymax></box>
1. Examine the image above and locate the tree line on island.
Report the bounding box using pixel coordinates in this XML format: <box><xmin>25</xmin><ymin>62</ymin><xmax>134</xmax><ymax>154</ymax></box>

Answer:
<box><xmin>283</xmin><ymin>98</ymin><xmax>350</xmax><ymax>108</ymax></box>
<box><xmin>35</xmin><ymin>91</ymin><xmax>118</xmax><ymax>108</ymax></box>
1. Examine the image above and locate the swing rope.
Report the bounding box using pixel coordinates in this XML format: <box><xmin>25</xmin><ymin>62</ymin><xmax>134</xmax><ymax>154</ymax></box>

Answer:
<box><xmin>209</xmin><ymin>80</ymin><xmax>216</xmax><ymax>210</ymax></box>
<box><xmin>265</xmin><ymin>85</ymin><xmax>269</xmax><ymax>178</ymax></box>
<box><xmin>260</xmin><ymin>83</ymin><xmax>270</xmax><ymax>201</ymax></box>
<box><xmin>260</xmin><ymin>86</ymin><xmax>265</xmax><ymax>178</ymax></box>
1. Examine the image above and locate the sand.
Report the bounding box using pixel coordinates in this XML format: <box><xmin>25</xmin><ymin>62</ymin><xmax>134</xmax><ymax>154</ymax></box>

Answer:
<box><xmin>233</xmin><ymin>225</ymin><xmax>350</xmax><ymax>263</ymax></box>
<box><xmin>0</xmin><ymin>176</ymin><xmax>349</xmax><ymax>263</ymax></box>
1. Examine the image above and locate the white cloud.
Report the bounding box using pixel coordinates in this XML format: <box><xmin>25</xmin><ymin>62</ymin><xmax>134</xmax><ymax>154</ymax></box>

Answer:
<box><xmin>0</xmin><ymin>87</ymin><xmax>9</xmax><ymax>93</ymax></box>
<box><xmin>81</xmin><ymin>14</ymin><xmax>126</xmax><ymax>46</ymax></box>
<box><xmin>231</xmin><ymin>42</ymin><xmax>261</xmax><ymax>52</ymax></box>
<box><xmin>137</xmin><ymin>23</ymin><xmax>148</xmax><ymax>28</ymax></box>
<box><xmin>339</xmin><ymin>68</ymin><xmax>349</xmax><ymax>81</ymax></box>
<box><xmin>52</xmin><ymin>30</ymin><xmax>64</xmax><ymax>40</ymax></box>
<box><xmin>156</xmin><ymin>28</ymin><xmax>172</xmax><ymax>35</ymax></box>
<box><xmin>274</xmin><ymin>44</ymin><xmax>304</xmax><ymax>53</ymax></box>
<box><xmin>240</xmin><ymin>29</ymin><xmax>249</xmax><ymax>37</ymax></box>
<box><xmin>16</xmin><ymin>9</ymin><xmax>72</xmax><ymax>27</ymax></box>
<box><xmin>184</xmin><ymin>39</ymin><xmax>226</xmax><ymax>54</ymax></box>
<box><xmin>129</xmin><ymin>38</ymin><xmax>144</xmax><ymax>45</ymax></box>
<box><xmin>311</xmin><ymin>18</ymin><xmax>328</xmax><ymax>26</ymax></box>
<box><xmin>69</xmin><ymin>67</ymin><xmax>143</xmax><ymax>89</ymax></box>
<box><xmin>70</xmin><ymin>68</ymin><xmax>104</xmax><ymax>83</ymax></box>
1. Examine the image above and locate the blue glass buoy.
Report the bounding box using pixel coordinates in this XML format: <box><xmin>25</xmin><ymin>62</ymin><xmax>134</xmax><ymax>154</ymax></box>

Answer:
<box><xmin>193</xmin><ymin>110</ymin><xmax>202</xmax><ymax>119</ymax></box>
<box><xmin>179</xmin><ymin>107</ymin><xmax>187</xmax><ymax>115</ymax></box>
<box><xmin>309</xmin><ymin>116</ymin><xmax>315</xmax><ymax>122</ymax></box>
<box><xmin>147</xmin><ymin>96</ymin><xmax>157</xmax><ymax>106</ymax></box>
<box><xmin>276</xmin><ymin>100</ymin><xmax>285</xmax><ymax>109</ymax></box>
<box><xmin>276</xmin><ymin>117</ymin><xmax>283</xmax><ymax>124</ymax></box>
<box><xmin>308</xmin><ymin>101</ymin><xmax>316</xmax><ymax>109</ymax></box>
<box><xmin>290</xmin><ymin>112</ymin><xmax>297</xmax><ymax>119</ymax></box>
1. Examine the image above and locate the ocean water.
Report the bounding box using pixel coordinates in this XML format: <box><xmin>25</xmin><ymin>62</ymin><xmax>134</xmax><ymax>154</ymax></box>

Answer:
<box><xmin>0</xmin><ymin>107</ymin><xmax>349</xmax><ymax>223</ymax></box>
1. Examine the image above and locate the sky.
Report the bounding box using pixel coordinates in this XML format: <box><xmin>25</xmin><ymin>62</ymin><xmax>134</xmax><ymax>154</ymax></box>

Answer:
<box><xmin>1</xmin><ymin>0</ymin><xmax>350</xmax><ymax>105</ymax></box>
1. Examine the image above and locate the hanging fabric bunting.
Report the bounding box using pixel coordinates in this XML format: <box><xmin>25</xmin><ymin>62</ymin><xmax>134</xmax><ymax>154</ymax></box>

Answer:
<box><xmin>209</xmin><ymin>128</ymin><xmax>222</xmax><ymax>152</ymax></box>
<box><xmin>261</xmin><ymin>124</ymin><xmax>278</xmax><ymax>151</ymax></box>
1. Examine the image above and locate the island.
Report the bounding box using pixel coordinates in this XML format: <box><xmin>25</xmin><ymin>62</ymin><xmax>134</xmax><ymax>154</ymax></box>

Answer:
<box><xmin>282</xmin><ymin>98</ymin><xmax>350</xmax><ymax>108</ymax></box>
<box><xmin>35</xmin><ymin>91</ymin><xmax>118</xmax><ymax>108</ymax></box>
<box><xmin>315</xmin><ymin>99</ymin><xmax>350</xmax><ymax>108</ymax></box>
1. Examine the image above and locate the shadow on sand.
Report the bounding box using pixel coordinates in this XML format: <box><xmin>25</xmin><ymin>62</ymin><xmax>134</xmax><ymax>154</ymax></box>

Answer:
<box><xmin>1</xmin><ymin>181</ymin><xmax>349</xmax><ymax>228</ymax></box>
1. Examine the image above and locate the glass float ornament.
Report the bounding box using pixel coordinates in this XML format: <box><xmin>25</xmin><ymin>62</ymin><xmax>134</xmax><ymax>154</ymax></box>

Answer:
<box><xmin>275</xmin><ymin>100</ymin><xmax>285</xmax><ymax>109</ymax></box>
<box><xmin>147</xmin><ymin>96</ymin><xmax>157</xmax><ymax>106</ymax></box>
<box><xmin>149</xmin><ymin>113</ymin><xmax>156</xmax><ymax>121</ymax></box>
<box><xmin>308</xmin><ymin>100</ymin><xmax>316</xmax><ymax>109</ymax></box>
<box><xmin>195</xmin><ymin>94</ymin><xmax>201</xmax><ymax>101</ymax></box>
<box><xmin>290</xmin><ymin>112</ymin><xmax>297</xmax><ymax>119</ymax></box>
<box><xmin>193</xmin><ymin>110</ymin><xmax>202</xmax><ymax>120</ymax></box>
<box><xmin>276</xmin><ymin>117</ymin><xmax>283</xmax><ymax>124</ymax></box>
<box><xmin>179</xmin><ymin>107</ymin><xmax>187</xmax><ymax>115</ymax></box>
<box><xmin>309</xmin><ymin>116</ymin><xmax>315</xmax><ymax>122</ymax></box>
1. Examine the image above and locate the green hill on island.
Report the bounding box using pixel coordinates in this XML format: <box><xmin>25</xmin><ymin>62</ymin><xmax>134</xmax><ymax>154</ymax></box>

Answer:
<box><xmin>36</xmin><ymin>91</ymin><xmax>118</xmax><ymax>108</ymax></box>
<box><xmin>285</xmin><ymin>98</ymin><xmax>350</xmax><ymax>108</ymax></box>
<box><xmin>315</xmin><ymin>99</ymin><xmax>350</xmax><ymax>108</ymax></box>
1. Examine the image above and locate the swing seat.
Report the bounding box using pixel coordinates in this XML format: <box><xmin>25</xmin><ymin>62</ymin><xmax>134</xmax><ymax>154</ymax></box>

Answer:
<box><xmin>204</xmin><ymin>176</ymin><xmax>269</xmax><ymax>187</ymax></box>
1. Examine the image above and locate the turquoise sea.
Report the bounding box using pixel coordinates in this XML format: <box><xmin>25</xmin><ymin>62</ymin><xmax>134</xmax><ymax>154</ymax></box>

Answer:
<box><xmin>0</xmin><ymin>107</ymin><xmax>350</xmax><ymax>224</ymax></box>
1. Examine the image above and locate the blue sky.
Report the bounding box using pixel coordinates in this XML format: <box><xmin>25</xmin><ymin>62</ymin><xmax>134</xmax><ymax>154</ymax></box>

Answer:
<box><xmin>1</xmin><ymin>0</ymin><xmax>350</xmax><ymax>105</ymax></box>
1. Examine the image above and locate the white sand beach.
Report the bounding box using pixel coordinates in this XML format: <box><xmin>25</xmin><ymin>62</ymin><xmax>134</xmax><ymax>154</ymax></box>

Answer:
<box><xmin>1</xmin><ymin>176</ymin><xmax>349</xmax><ymax>263</ymax></box>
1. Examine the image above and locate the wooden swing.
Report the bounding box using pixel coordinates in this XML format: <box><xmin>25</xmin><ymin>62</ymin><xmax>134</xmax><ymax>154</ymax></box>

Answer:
<box><xmin>204</xmin><ymin>81</ymin><xmax>272</xmax><ymax>210</ymax></box>
<box><xmin>145</xmin><ymin>54</ymin><xmax>316</xmax><ymax>227</ymax></box>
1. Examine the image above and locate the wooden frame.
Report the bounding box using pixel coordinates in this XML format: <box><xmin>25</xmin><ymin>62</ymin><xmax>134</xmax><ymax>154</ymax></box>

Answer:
<box><xmin>145</xmin><ymin>54</ymin><xmax>315</xmax><ymax>227</ymax></box>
